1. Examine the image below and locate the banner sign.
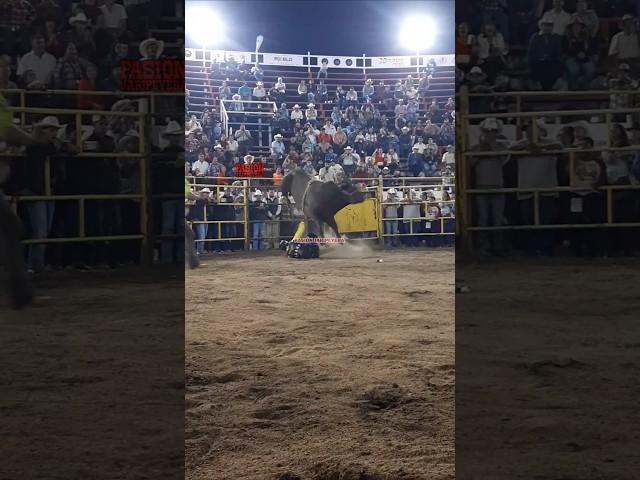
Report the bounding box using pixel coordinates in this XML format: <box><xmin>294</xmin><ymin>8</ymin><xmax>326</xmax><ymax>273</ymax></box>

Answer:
<box><xmin>187</xmin><ymin>49</ymin><xmax>454</xmax><ymax>70</ymax></box>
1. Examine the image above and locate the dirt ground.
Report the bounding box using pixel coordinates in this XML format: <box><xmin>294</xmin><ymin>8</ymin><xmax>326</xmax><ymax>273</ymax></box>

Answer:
<box><xmin>185</xmin><ymin>247</ymin><xmax>455</xmax><ymax>480</ymax></box>
<box><xmin>456</xmin><ymin>257</ymin><xmax>640</xmax><ymax>479</ymax></box>
<box><xmin>1</xmin><ymin>267</ymin><xmax>184</xmax><ymax>480</ymax></box>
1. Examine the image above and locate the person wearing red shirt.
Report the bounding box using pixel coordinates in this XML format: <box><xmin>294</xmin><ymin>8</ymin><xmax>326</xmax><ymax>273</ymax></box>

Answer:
<box><xmin>77</xmin><ymin>63</ymin><xmax>104</xmax><ymax>110</ymax></box>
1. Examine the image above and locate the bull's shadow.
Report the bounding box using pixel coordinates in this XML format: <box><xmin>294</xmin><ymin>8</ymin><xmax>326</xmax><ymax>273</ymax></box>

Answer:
<box><xmin>281</xmin><ymin>169</ymin><xmax>366</xmax><ymax>238</ymax></box>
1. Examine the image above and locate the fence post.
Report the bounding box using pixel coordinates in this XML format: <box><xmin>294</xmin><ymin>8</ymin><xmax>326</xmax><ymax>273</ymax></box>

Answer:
<box><xmin>139</xmin><ymin>113</ymin><xmax>153</xmax><ymax>266</ymax></box>
<box><xmin>377</xmin><ymin>175</ymin><xmax>384</xmax><ymax>246</ymax></box>
<box><xmin>243</xmin><ymin>181</ymin><xmax>250</xmax><ymax>251</ymax></box>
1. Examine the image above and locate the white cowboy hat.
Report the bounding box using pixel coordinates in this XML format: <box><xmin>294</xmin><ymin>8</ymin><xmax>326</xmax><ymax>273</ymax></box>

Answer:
<box><xmin>36</xmin><ymin>116</ymin><xmax>66</xmax><ymax>128</ymax></box>
<box><xmin>387</xmin><ymin>187</ymin><xmax>396</xmax><ymax>194</ymax></box>
<box><xmin>344</xmin><ymin>146</ymin><xmax>353</xmax><ymax>150</ymax></box>
<box><xmin>293</xmin><ymin>104</ymin><xmax>300</xmax><ymax>108</ymax></box>
<box><xmin>200</xmin><ymin>187</ymin><xmax>211</xmax><ymax>193</ymax></box>
<box><xmin>307</xmin><ymin>103</ymin><xmax>315</xmax><ymax>107</ymax></box>
<box><xmin>244</xmin><ymin>154</ymin><xmax>254</xmax><ymax>160</ymax></box>
<box><xmin>214</xmin><ymin>144</ymin><xmax>223</xmax><ymax>149</ymax></box>
<box><xmin>162</xmin><ymin>120</ymin><xmax>183</xmax><ymax>136</ymax></box>
<box><xmin>274</xmin><ymin>134</ymin><xmax>283</xmax><ymax>138</ymax></box>
<box><xmin>479</xmin><ymin>117</ymin><xmax>503</xmax><ymax>132</ymax></box>
<box><xmin>139</xmin><ymin>38</ymin><xmax>165</xmax><ymax>58</ymax></box>
<box><xmin>469</xmin><ymin>66</ymin><xmax>484</xmax><ymax>76</ymax></box>
<box><xmin>253</xmin><ymin>189</ymin><xmax>264</xmax><ymax>196</ymax></box>
<box><xmin>111</xmin><ymin>99</ymin><xmax>136</xmax><ymax>111</ymax></box>
<box><xmin>69</xmin><ymin>12</ymin><xmax>88</xmax><ymax>25</ymax></box>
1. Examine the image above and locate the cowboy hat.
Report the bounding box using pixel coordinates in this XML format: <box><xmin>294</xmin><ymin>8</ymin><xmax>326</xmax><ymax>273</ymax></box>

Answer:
<box><xmin>200</xmin><ymin>187</ymin><xmax>211</xmax><ymax>193</ymax></box>
<box><xmin>469</xmin><ymin>66</ymin><xmax>484</xmax><ymax>76</ymax></box>
<box><xmin>162</xmin><ymin>120</ymin><xmax>183</xmax><ymax>137</ymax></box>
<box><xmin>622</xmin><ymin>14</ymin><xmax>636</xmax><ymax>22</ymax></box>
<box><xmin>253</xmin><ymin>189</ymin><xmax>264</xmax><ymax>196</ymax></box>
<box><xmin>69</xmin><ymin>12</ymin><xmax>88</xmax><ymax>25</ymax></box>
<box><xmin>139</xmin><ymin>38</ymin><xmax>165</xmax><ymax>58</ymax></box>
<box><xmin>344</xmin><ymin>146</ymin><xmax>353</xmax><ymax>150</ymax></box>
<box><xmin>401</xmin><ymin>126</ymin><xmax>410</xmax><ymax>132</ymax></box>
<box><xmin>112</xmin><ymin>99</ymin><xmax>135</xmax><ymax>111</ymax></box>
<box><xmin>244</xmin><ymin>154</ymin><xmax>254</xmax><ymax>160</ymax></box>
<box><xmin>274</xmin><ymin>133</ymin><xmax>283</xmax><ymax>138</ymax></box>
<box><xmin>214</xmin><ymin>144</ymin><xmax>223</xmax><ymax>149</ymax></box>
<box><xmin>479</xmin><ymin>117</ymin><xmax>502</xmax><ymax>132</ymax></box>
<box><xmin>36</xmin><ymin>116</ymin><xmax>66</xmax><ymax>128</ymax></box>
<box><xmin>293</xmin><ymin>104</ymin><xmax>300</xmax><ymax>108</ymax></box>
<box><xmin>307</xmin><ymin>103</ymin><xmax>315</xmax><ymax>107</ymax></box>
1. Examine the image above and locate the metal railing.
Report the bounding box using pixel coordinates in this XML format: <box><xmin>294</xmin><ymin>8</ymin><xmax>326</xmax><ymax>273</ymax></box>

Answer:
<box><xmin>186</xmin><ymin>176</ymin><xmax>456</xmax><ymax>250</ymax></box>
<box><xmin>457</xmin><ymin>87</ymin><xmax>640</xmax><ymax>251</ymax></box>
<box><xmin>1</xmin><ymin>89</ymin><xmax>184</xmax><ymax>265</ymax></box>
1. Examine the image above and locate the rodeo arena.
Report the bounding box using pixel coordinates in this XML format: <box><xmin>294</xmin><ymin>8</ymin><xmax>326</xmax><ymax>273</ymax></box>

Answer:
<box><xmin>184</xmin><ymin>4</ymin><xmax>454</xmax><ymax>479</ymax></box>
<box><xmin>456</xmin><ymin>1</ymin><xmax>640</xmax><ymax>475</ymax></box>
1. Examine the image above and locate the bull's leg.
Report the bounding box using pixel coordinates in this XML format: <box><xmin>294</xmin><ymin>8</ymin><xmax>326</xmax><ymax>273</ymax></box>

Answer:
<box><xmin>185</xmin><ymin>221</ymin><xmax>199</xmax><ymax>269</ymax></box>
<box><xmin>322</xmin><ymin>216</ymin><xmax>341</xmax><ymax>239</ymax></box>
<box><xmin>0</xmin><ymin>195</ymin><xmax>33</xmax><ymax>308</ymax></box>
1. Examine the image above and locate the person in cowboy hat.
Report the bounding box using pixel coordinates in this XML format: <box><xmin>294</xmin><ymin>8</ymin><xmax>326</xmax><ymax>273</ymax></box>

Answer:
<box><xmin>270</xmin><ymin>133</ymin><xmax>286</xmax><ymax>167</ymax></box>
<box><xmin>139</xmin><ymin>38</ymin><xmax>164</xmax><ymax>61</ymax></box>
<box><xmin>290</xmin><ymin>104</ymin><xmax>304</xmax><ymax>122</ymax></box>
<box><xmin>529</xmin><ymin>17</ymin><xmax>564</xmax><ymax>90</ymax></box>
<box><xmin>305</xmin><ymin>103</ymin><xmax>317</xmax><ymax>127</ymax></box>
<box><xmin>249</xmin><ymin>189</ymin><xmax>267</xmax><ymax>251</ymax></box>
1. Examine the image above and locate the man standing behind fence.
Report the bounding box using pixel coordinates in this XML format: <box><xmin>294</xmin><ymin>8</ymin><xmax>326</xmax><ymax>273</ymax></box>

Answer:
<box><xmin>265</xmin><ymin>189</ymin><xmax>282</xmax><ymax>249</ymax></box>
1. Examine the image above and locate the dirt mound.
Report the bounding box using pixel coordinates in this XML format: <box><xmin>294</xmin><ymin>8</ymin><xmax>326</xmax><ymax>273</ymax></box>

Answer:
<box><xmin>359</xmin><ymin>384</ymin><xmax>408</xmax><ymax>411</ymax></box>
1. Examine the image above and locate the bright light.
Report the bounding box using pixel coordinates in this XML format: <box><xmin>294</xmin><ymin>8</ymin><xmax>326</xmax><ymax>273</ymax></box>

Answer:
<box><xmin>186</xmin><ymin>6</ymin><xmax>223</xmax><ymax>47</ymax></box>
<box><xmin>399</xmin><ymin>16</ymin><xmax>437</xmax><ymax>51</ymax></box>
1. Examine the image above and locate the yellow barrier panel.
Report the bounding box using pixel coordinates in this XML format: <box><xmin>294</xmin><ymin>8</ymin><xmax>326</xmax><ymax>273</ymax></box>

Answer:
<box><xmin>335</xmin><ymin>198</ymin><xmax>379</xmax><ymax>233</ymax></box>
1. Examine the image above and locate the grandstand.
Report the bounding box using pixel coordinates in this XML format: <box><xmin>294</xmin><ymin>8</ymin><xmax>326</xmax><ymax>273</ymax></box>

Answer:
<box><xmin>185</xmin><ymin>49</ymin><xmax>455</xmax><ymax>176</ymax></box>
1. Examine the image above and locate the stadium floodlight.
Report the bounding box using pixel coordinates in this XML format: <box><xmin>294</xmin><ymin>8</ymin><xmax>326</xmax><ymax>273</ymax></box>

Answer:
<box><xmin>399</xmin><ymin>15</ymin><xmax>437</xmax><ymax>72</ymax></box>
<box><xmin>186</xmin><ymin>5</ymin><xmax>223</xmax><ymax>47</ymax></box>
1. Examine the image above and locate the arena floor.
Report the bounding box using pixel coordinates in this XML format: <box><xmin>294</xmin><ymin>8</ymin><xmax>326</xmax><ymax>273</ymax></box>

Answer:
<box><xmin>456</xmin><ymin>257</ymin><xmax>640</xmax><ymax>479</ymax></box>
<box><xmin>1</xmin><ymin>267</ymin><xmax>184</xmax><ymax>479</ymax></box>
<box><xmin>186</xmin><ymin>246</ymin><xmax>455</xmax><ymax>480</ymax></box>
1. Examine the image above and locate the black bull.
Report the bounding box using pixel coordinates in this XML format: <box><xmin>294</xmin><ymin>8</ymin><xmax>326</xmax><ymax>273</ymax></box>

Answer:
<box><xmin>0</xmin><ymin>193</ymin><xmax>33</xmax><ymax>308</ymax></box>
<box><xmin>280</xmin><ymin>169</ymin><xmax>366</xmax><ymax>237</ymax></box>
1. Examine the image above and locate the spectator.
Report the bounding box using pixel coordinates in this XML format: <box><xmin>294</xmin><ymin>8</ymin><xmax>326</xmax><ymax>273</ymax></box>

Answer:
<box><xmin>234</xmin><ymin>124</ymin><xmax>252</xmax><ymax>155</ymax></box>
<box><xmin>608</xmin><ymin>14</ymin><xmax>640</xmax><ymax>66</ymax></box>
<box><xmin>565</xmin><ymin>15</ymin><xmax>599</xmax><ymax>90</ymax></box>
<box><xmin>316</xmin><ymin>79</ymin><xmax>327</xmax><ymax>103</ymax></box>
<box><xmin>53</xmin><ymin>42</ymin><xmax>86</xmax><ymax>89</ymax></box>
<box><xmin>289</xmin><ymin>103</ymin><xmax>303</xmax><ymax>123</ymax></box>
<box><xmin>253</xmin><ymin>81</ymin><xmax>266</xmax><ymax>101</ymax></box>
<box><xmin>190</xmin><ymin>188</ymin><xmax>210</xmax><ymax>255</ymax></box>
<box><xmin>528</xmin><ymin>19</ymin><xmax>565</xmax><ymax>90</ymax></box>
<box><xmin>68</xmin><ymin>12</ymin><xmax>96</xmax><ymax>59</ymax></box>
<box><xmin>270</xmin><ymin>133</ymin><xmax>286</xmax><ymax>167</ymax></box>
<box><xmin>442</xmin><ymin>145</ymin><xmax>455</xmax><ymax>170</ymax></box>
<box><xmin>297</xmin><ymin>79</ymin><xmax>307</xmax><ymax>100</ymax></box>
<box><xmin>77</xmin><ymin>62</ymin><xmax>105</xmax><ymax>109</ymax></box>
<box><xmin>305</xmin><ymin>103</ymin><xmax>318</xmax><ymax>126</ymax></box>
<box><xmin>17</xmin><ymin>33</ymin><xmax>56</xmax><ymax>88</ymax></box>
<box><xmin>318</xmin><ymin>58</ymin><xmax>329</xmax><ymax>79</ymax></box>
<box><xmin>408</xmin><ymin>145</ymin><xmax>425</xmax><ymax>176</ymax></box>
<box><xmin>302</xmin><ymin>158</ymin><xmax>316</xmax><ymax>176</ymax></box>
<box><xmin>540</xmin><ymin>0</ymin><xmax>572</xmax><ymax>36</ymax></box>
<box><xmin>362</xmin><ymin>78</ymin><xmax>374</xmax><ymax>101</ymax></box>
<box><xmin>346</xmin><ymin>86</ymin><xmax>358</xmax><ymax>106</ymax></box>
<box><xmin>251</xmin><ymin>62</ymin><xmax>263</xmax><ymax>81</ymax></box>
<box><xmin>339</xmin><ymin>145</ymin><xmax>359</xmax><ymax>177</ymax></box>
<box><xmin>219</xmin><ymin>80</ymin><xmax>231</xmax><ymax>100</ymax></box>
<box><xmin>99</xmin><ymin>0</ymin><xmax>128</xmax><ymax>34</ymax></box>
<box><xmin>238</xmin><ymin>81</ymin><xmax>251</xmax><ymax>100</ymax></box>
<box><xmin>265</xmin><ymin>189</ymin><xmax>282</xmax><ymax>249</ymax></box>
<box><xmin>476</xmin><ymin>22</ymin><xmax>508</xmax><ymax>82</ymax></box>
<box><xmin>573</xmin><ymin>0</ymin><xmax>599</xmax><ymax>38</ymax></box>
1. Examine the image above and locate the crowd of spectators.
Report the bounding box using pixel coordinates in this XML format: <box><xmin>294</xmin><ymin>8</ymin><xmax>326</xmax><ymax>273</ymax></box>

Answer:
<box><xmin>0</xmin><ymin>0</ymin><xmax>184</xmax><ymax>272</ymax></box>
<box><xmin>184</xmin><ymin>58</ymin><xmax>456</xmax><ymax>251</ymax></box>
<box><xmin>461</xmin><ymin>0</ymin><xmax>640</xmax><ymax>257</ymax></box>
<box><xmin>186</xmin><ymin>63</ymin><xmax>456</xmax><ymax>186</ymax></box>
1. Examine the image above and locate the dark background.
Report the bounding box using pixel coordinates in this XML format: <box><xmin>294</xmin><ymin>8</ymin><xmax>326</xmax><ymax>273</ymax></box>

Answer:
<box><xmin>185</xmin><ymin>0</ymin><xmax>455</xmax><ymax>56</ymax></box>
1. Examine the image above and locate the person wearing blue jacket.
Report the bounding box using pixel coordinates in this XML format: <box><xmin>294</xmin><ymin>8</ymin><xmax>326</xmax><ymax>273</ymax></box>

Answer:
<box><xmin>528</xmin><ymin>18</ymin><xmax>565</xmax><ymax>90</ymax></box>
